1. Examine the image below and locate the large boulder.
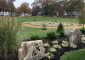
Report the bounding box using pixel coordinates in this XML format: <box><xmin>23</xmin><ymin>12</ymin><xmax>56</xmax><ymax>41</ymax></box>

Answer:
<box><xmin>18</xmin><ymin>40</ymin><xmax>45</xmax><ymax>60</ymax></box>
<box><xmin>69</xmin><ymin>29</ymin><xmax>82</xmax><ymax>46</ymax></box>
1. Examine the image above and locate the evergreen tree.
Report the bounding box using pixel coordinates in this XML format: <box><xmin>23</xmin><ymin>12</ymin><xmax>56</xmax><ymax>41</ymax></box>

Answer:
<box><xmin>57</xmin><ymin>22</ymin><xmax>65</xmax><ymax>37</ymax></box>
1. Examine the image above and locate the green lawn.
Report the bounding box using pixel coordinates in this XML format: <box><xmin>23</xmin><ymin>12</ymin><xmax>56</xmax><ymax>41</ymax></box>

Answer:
<box><xmin>17</xmin><ymin>27</ymin><xmax>56</xmax><ymax>40</ymax></box>
<box><xmin>16</xmin><ymin>16</ymin><xmax>79</xmax><ymax>40</ymax></box>
<box><xmin>16</xmin><ymin>16</ymin><xmax>79</xmax><ymax>23</ymax></box>
<box><xmin>60</xmin><ymin>49</ymin><xmax>85</xmax><ymax>60</ymax></box>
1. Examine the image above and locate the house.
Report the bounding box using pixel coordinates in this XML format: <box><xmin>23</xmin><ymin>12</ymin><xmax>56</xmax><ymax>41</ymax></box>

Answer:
<box><xmin>0</xmin><ymin>11</ymin><xmax>11</xmax><ymax>16</ymax></box>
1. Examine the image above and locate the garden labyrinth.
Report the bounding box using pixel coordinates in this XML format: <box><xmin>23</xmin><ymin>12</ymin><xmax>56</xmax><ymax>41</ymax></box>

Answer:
<box><xmin>22</xmin><ymin>21</ymin><xmax>84</xmax><ymax>29</ymax></box>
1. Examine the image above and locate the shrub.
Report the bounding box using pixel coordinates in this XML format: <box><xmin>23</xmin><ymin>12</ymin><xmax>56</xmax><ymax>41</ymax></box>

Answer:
<box><xmin>52</xmin><ymin>41</ymin><xmax>58</xmax><ymax>44</ymax></box>
<box><xmin>52</xmin><ymin>44</ymin><xmax>61</xmax><ymax>49</ymax></box>
<box><xmin>47</xmin><ymin>32</ymin><xmax>56</xmax><ymax>40</ymax></box>
<box><xmin>0</xmin><ymin>17</ymin><xmax>21</xmax><ymax>59</ymax></box>
<box><xmin>46</xmin><ymin>52</ymin><xmax>54</xmax><ymax>60</ymax></box>
<box><xmin>62</xmin><ymin>41</ymin><xmax>69</xmax><ymax>47</ymax></box>
<box><xmin>42</xmin><ymin>23</ymin><xmax>47</xmax><ymax>30</ymax></box>
<box><xmin>44</xmin><ymin>43</ymin><xmax>50</xmax><ymax>48</ymax></box>
<box><xmin>70</xmin><ymin>44</ymin><xmax>77</xmax><ymax>48</ymax></box>
<box><xmin>30</xmin><ymin>35</ymin><xmax>40</xmax><ymax>40</ymax></box>
<box><xmin>49</xmin><ymin>48</ymin><xmax>56</xmax><ymax>53</ymax></box>
<box><xmin>80</xmin><ymin>28</ymin><xmax>85</xmax><ymax>35</ymax></box>
<box><xmin>57</xmin><ymin>22</ymin><xmax>65</xmax><ymax>37</ymax></box>
<box><xmin>59</xmin><ymin>32</ymin><xmax>65</xmax><ymax>37</ymax></box>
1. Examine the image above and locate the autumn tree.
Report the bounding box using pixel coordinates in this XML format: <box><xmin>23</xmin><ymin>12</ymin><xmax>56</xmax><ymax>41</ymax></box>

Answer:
<box><xmin>19</xmin><ymin>2</ymin><xmax>31</xmax><ymax>16</ymax></box>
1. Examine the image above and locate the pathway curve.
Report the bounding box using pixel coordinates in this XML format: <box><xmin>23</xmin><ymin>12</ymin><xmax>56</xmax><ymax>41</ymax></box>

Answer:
<box><xmin>21</xmin><ymin>22</ymin><xmax>84</xmax><ymax>29</ymax></box>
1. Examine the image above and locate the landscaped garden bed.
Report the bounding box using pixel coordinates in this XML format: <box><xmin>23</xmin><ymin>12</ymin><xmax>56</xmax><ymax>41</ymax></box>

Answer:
<box><xmin>0</xmin><ymin>16</ymin><xmax>85</xmax><ymax>60</ymax></box>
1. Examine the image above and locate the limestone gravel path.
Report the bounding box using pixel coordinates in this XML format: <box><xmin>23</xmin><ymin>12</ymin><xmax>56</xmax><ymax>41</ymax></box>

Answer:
<box><xmin>21</xmin><ymin>22</ymin><xmax>84</xmax><ymax>29</ymax></box>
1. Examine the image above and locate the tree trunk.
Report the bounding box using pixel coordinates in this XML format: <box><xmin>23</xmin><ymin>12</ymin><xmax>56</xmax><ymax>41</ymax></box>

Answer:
<box><xmin>24</xmin><ymin>12</ymin><xmax>25</xmax><ymax>16</ymax></box>
<box><xmin>58</xmin><ymin>4</ymin><xmax>64</xmax><ymax>17</ymax></box>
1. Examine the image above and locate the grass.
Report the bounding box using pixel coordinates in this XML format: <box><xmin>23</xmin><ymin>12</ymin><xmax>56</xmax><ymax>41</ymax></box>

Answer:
<box><xmin>18</xmin><ymin>27</ymin><xmax>56</xmax><ymax>40</ymax></box>
<box><xmin>60</xmin><ymin>48</ymin><xmax>85</xmax><ymax>60</ymax></box>
<box><xmin>16</xmin><ymin>16</ymin><xmax>79</xmax><ymax>23</ymax></box>
<box><xmin>16</xmin><ymin>16</ymin><xmax>79</xmax><ymax>40</ymax></box>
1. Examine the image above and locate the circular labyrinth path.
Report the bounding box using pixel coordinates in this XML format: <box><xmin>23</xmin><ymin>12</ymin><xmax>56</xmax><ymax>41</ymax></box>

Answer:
<box><xmin>21</xmin><ymin>21</ymin><xmax>84</xmax><ymax>29</ymax></box>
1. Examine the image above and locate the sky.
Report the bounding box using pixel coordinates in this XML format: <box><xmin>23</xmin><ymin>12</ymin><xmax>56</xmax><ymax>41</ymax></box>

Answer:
<box><xmin>14</xmin><ymin>0</ymin><xmax>34</xmax><ymax>8</ymax></box>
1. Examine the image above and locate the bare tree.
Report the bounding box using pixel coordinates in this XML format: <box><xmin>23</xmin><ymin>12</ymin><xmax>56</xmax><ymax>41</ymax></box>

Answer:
<box><xmin>0</xmin><ymin>0</ymin><xmax>9</xmax><ymax>16</ymax></box>
<box><xmin>8</xmin><ymin>0</ymin><xmax>16</xmax><ymax>16</ymax></box>
<box><xmin>0</xmin><ymin>0</ymin><xmax>16</xmax><ymax>16</ymax></box>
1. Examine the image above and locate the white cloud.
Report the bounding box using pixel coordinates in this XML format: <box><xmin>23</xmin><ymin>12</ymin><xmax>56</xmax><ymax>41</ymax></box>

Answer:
<box><xmin>14</xmin><ymin>0</ymin><xmax>34</xmax><ymax>8</ymax></box>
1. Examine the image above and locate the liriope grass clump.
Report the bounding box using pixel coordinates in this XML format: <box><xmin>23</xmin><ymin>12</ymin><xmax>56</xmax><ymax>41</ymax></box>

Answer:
<box><xmin>0</xmin><ymin>17</ymin><xmax>21</xmax><ymax>57</ymax></box>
